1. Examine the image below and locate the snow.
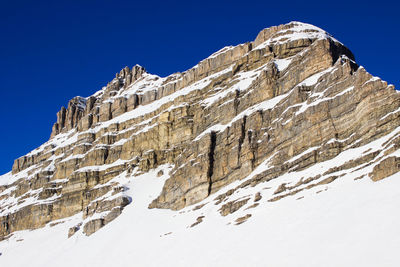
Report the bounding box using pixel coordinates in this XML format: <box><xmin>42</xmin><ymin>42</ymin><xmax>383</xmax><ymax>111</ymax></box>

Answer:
<box><xmin>23</xmin><ymin>129</ymin><xmax>77</xmax><ymax>159</ymax></box>
<box><xmin>195</xmin><ymin>91</ymin><xmax>289</xmax><ymax>141</ymax></box>
<box><xmin>363</xmin><ymin>76</ymin><xmax>381</xmax><ymax>86</ymax></box>
<box><xmin>1</xmin><ymin>160</ymin><xmax>400</xmax><ymax>266</ymax></box>
<box><xmin>295</xmin><ymin>85</ymin><xmax>355</xmax><ymax>116</ymax></box>
<box><xmin>326</xmin><ymin>133</ymin><xmax>355</xmax><ymax>146</ymax></box>
<box><xmin>0</xmin><ymin>163</ymin><xmax>41</xmax><ymax>187</ymax></box>
<box><xmin>255</xmin><ymin>21</ymin><xmax>342</xmax><ymax>50</ymax></box>
<box><xmin>74</xmin><ymin>159</ymin><xmax>129</xmax><ymax>173</ymax></box>
<box><xmin>207</xmin><ymin>46</ymin><xmax>234</xmax><ymax>59</ymax></box>
<box><xmin>193</xmin><ymin>124</ymin><xmax>226</xmax><ymax>141</ymax></box>
<box><xmin>0</xmin><ymin>172</ymin><xmax>13</xmax><ymax>186</ymax></box>
<box><xmin>0</xmin><ymin>186</ymin><xmax>62</xmax><ymax>216</ymax></box>
<box><xmin>274</xmin><ymin>57</ymin><xmax>292</xmax><ymax>71</ymax></box>
<box><xmin>286</xmin><ymin>146</ymin><xmax>319</xmax><ymax>164</ymax></box>
<box><xmin>112</xmin><ymin>138</ymin><xmax>129</xmax><ymax>146</ymax></box>
<box><xmin>1</xmin><ymin>21</ymin><xmax>399</xmax><ymax>267</ymax></box>
<box><xmin>335</xmin><ymin>85</ymin><xmax>355</xmax><ymax>97</ymax></box>
<box><xmin>118</xmin><ymin>74</ymin><xmax>165</xmax><ymax>98</ymax></box>
<box><xmin>59</xmin><ymin>153</ymin><xmax>85</xmax><ymax>163</ymax></box>
<box><xmin>85</xmin><ymin>66</ymin><xmax>234</xmax><ymax>134</ymax></box>
<box><xmin>380</xmin><ymin>106</ymin><xmax>400</xmax><ymax>121</ymax></box>
<box><xmin>7</xmin><ymin>65</ymin><xmax>234</xmax><ymax>165</ymax></box>
<box><xmin>202</xmin><ymin>67</ymin><xmax>263</xmax><ymax>107</ymax></box>
<box><xmin>50</xmin><ymin>178</ymin><xmax>69</xmax><ymax>184</ymax></box>
<box><xmin>1</xmin><ymin>102</ymin><xmax>400</xmax><ymax>265</ymax></box>
<box><xmin>75</xmin><ymin>97</ymin><xmax>87</xmax><ymax>110</ymax></box>
<box><xmin>299</xmin><ymin>66</ymin><xmax>335</xmax><ymax>87</ymax></box>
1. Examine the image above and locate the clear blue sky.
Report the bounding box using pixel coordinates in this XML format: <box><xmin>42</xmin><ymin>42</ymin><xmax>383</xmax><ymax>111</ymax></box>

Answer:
<box><xmin>0</xmin><ymin>0</ymin><xmax>398</xmax><ymax>174</ymax></box>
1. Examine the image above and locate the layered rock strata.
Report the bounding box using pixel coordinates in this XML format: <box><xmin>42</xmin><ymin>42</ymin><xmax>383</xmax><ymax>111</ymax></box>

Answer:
<box><xmin>1</xmin><ymin>22</ymin><xmax>399</xmax><ymax>239</ymax></box>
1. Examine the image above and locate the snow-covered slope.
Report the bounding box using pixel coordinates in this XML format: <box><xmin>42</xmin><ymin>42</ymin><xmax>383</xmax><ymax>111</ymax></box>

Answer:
<box><xmin>1</xmin><ymin>21</ymin><xmax>400</xmax><ymax>266</ymax></box>
<box><xmin>1</xmin><ymin>164</ymin><xmax>399</xmax><ymax>266</ymax></box>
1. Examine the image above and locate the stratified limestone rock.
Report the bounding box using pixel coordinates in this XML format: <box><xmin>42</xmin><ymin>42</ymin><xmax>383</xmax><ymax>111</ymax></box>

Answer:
<box><xmin>254</xmin><ymin>192</ymin><xmax>262</xmax><ymax>202</ymax></box>
<box><xmin>68</xmin><ymin>223</ymin><xmax>82</xmax><ymax>238</ymax></box>
<box><xmin>83</xmin><ymin>196</ymin><xmax>131</xmax><ymax>219</ymax></box>
<box><xmin>50</xmin><ymin>96</ymin><xmax>87</xmax><ymax>138</ymax></box>
<box><xmin>83</xmin><ymin>218</ymin><xmax>104</xmax><ymax>236</ymax></box>
<box><xmin>82</xmin><ymin>199</ymin><xmax>130</xmax><ymax>236</ymax></box>
<box><xmin>219</xmin><ymin>198</ymin><xmax>251</xmax><ymax>216</ymax></box>
<box><xmin>235</xmin><ymin>214</ymin><xmax>252</xmax><ymax>225</ymax></box>
<box><xmin>1</xmin><ymin>21</ymin><xmax>400</xmax><ymax>238</ymax></box>
<box><xmin>190</xmin><ymin>216</ymin><xmax>205</xmax><ymax>228</ymax></box>
<box><xmin>370</xmin><ymin>157</ymin><xmax>400</xmax><ymax>181</ymax></box>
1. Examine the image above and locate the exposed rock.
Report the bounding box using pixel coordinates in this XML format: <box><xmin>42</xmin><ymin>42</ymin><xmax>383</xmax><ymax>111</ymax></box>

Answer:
<box><xmin>370</xmin><ymin>157</ymin><xmax>400</xmax><ymax>181</ymax></box>
<box><xmin>219</xmin><ymin>198</ymin><xmax>251</xmax><ymax>216</ymax></box>
<box><xmin>83</xmin><ymin>219</ymin><xmax>104</xmax><ymax>236</ymax></box>
<box><xmin>235</xmin><ymin>214</ymin><xmax>252</xmax><ymax>225</ymax></box>
<box><xmin>1</xmin><ymin>21</ymin><xmax>400</xmax><ymax>239</ymax></box>
<box><xmin>190</xmin><ymin>216</ymin><xmax>205</xmax><ymax>227</ymax></box>
<box><xmin>68</xmin><ymin>223</ymin><xmax>82</xmax><ymax>238</ymax></box>
<box><xmin>274</xmin><ymin>183</ymin><xmax>288</xmax><ymax>195</ymax></box>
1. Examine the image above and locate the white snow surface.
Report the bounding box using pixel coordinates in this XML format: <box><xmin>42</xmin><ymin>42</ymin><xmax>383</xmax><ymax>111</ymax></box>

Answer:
<box><xmin>1</xmin><ymin>159</ymin><xmax>400</xmax><ymax>266</ymax></box>
<box><xmin>0</xmin><ymin>172</ymin><xmax>13</xmax><ymax>186</ymax></box>
<box><xmin>299</xmin><ymin>66</ymin><xmax>335</xmax><ymax>87</ymax></box>
<box><xmin>274</xmin><ymin>57</ymin><xmax>292</xmax><ymax>71</ymax></box>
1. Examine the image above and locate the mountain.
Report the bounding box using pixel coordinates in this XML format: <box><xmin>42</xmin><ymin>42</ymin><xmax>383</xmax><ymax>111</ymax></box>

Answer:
<box><xmin>1</xmin><ymin>21</ymin><xmax>399</xmax><ymax>266</ymax></box>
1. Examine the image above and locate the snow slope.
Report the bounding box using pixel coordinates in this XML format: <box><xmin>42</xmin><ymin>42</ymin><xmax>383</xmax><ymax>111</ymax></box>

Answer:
<box><xmin>0</xmin><ymin>163</ymin><xmax>399</xmax><ymax>267</ymax></box>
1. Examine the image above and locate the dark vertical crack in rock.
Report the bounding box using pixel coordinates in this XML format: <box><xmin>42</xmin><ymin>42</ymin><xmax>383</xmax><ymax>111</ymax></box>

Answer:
<box><xmin>207</xmin><ymin>131</ymin><xmax>217</xmax><ymax>196</ymax></box>
<box><xmin>234</xmin><ymin>89</ymin><xmax>240</xmax><ymax>115</ymax></box>
<box><xmin>237</xmin><ymin>116</ymin><xmax>247</xmax><ymax>165</ymax></box>
<box><xmin>247</xmin><ymin>130</ymin><xmax>257</xmax><ymax>170</ymax></box>
<box><xmin>104</xmin><ymin>147</ymin><xmax>109</xmax><ymax>164</ymax></box>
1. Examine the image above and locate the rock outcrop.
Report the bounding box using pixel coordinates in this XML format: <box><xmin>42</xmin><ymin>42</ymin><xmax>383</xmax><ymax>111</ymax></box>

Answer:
<box><xmin>1</xmin><ymin>21</ymin><xmax>399</xmax><ymax>239</ymax></box>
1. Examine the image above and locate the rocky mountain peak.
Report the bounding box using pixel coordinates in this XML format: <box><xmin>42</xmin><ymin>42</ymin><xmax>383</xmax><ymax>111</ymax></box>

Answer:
<box><xmin>254</xmin><ymin>21</ymin><xmax>339</xmax><ymax>47</ymax></box>
<box><xmin>1</xmin><ymin>21</ymin><xmax>399</xmax><ymax>246</ymax></box>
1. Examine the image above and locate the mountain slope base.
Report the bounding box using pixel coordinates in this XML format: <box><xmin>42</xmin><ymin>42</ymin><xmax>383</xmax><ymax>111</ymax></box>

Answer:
<box><xmin>0</xmin><ymin>165</ymin><xmax>399</xmax><ymax>266</ymax></box>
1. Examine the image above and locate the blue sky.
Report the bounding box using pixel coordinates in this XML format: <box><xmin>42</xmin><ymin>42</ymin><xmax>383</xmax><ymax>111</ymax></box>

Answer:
<box><xmin>0</xmin><ymin>0</ymin><xmax>398</xmax><ymax>174</ymax></box>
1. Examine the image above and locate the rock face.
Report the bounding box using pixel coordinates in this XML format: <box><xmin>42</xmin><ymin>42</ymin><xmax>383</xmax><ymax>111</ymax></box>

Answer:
<box><xmin>1</xmin><ymin>21</ymin><xmax>400</xmax><ymax>239</ymax></box>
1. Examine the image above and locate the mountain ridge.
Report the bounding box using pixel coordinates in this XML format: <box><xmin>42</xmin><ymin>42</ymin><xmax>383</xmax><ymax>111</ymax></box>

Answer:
<box><xmin>1</xmin><ymin>21</ymin><xmax>399</xmax><ymax>260</ymax></box>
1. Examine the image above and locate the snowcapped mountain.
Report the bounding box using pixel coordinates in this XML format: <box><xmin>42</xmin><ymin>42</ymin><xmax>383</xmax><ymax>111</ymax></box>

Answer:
<box><xmin>1</xmin><ymin>21</ymin><xmax>399</xmax><ymax>266</ymax></box>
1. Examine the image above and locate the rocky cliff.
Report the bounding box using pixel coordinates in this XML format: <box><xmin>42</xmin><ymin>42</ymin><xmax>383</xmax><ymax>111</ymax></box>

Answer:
<box><xmin>1</xmin><ymin>21</ymin><xmax>399</xmax><ymax>240</ymax></box>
